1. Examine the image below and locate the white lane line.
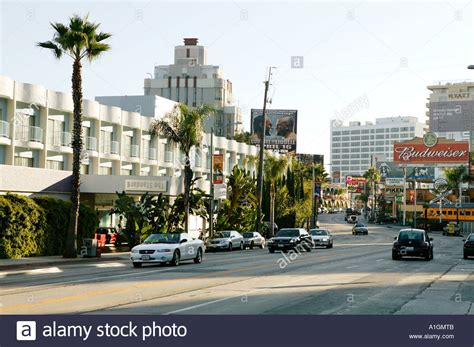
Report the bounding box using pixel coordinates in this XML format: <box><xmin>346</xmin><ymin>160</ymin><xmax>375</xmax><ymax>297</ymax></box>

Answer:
<box><xmin>346</xmin><ymin>265</ymin><xmax>359</xmax><ymax>269</ymax></box>
<box><xmin>164</xmin><ymin>296</ymin><xmax>238</xmax><ymax>315</ymax></box>
<box><xmin>376</xmin><ymin>259</ymin><xmax>384</xmax><ymax>262</ymax></box>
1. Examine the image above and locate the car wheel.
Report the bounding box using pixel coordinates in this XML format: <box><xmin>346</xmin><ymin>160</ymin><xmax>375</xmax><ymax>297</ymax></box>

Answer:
<box><xmin>269</xmin><ymin>248</ymin><xmax>275</xmax><ymax>253</ymax></box>
<box><xmin>228</xmin><ymin>243</ymin><xmax>232</xmax><ymax>251</ymax></box>
<box><xmin>250</xmin><ymin>242</ymin><xmax>254</xmax><ymax>250</ymax></box>
<box><xmin>392</xmin><ymin>251</ymin><xmax>399</xmax><ymax>260</ymax></box>
<box><xmin>305</xmin><ymin>242</ymin><xmax>312</xmax><ymax>252</ymax></box>
<box><xmin>171</xmin><ymin>250</ymin><xmax>180</xmax><ymax>266</ymax></box>
<box><xmin>194</xmin><ymin>248</ymin><xmax>203</xmax><ymax>264</ymax></box>
<box><xmin>132</xmin><ymin>262</ymin><xmax>142</xmax><ymax>268</ymax></box>
<box><xmin>464</xmin><ymin>252</ymin><xmax>468</xmax><ymax>259</ymax></box>
<box><xmin>430</xmin><ymin>250</ymin><xmax>434</xmax><ymax>260</ymax></box>
<box><xmin>424</xmin><ymin>251</ymin><xmax>430</xmax><ymax>261</ymax></box>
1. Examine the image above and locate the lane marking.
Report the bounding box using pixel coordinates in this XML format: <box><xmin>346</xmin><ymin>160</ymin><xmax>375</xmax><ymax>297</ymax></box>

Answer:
<box><xmin>346</xmin><ymin>265</ymin><xmax>359</xmax><ymax>269</ymax></box>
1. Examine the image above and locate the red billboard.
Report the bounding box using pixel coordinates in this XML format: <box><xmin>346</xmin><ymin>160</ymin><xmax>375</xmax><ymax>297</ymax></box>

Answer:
<box><xmin>346</xmin><ymin>176</ymin><xmax>366</xmax><ymax>193</ymax></box>
<box><xmin>394</xmin><ymin>137</ymin><xmax>469</xmax><ymax>164</ymax></box>
<box><xmin>213</xmin><ymin>154</ymin><xmax>224</xmax><ymax>184</ymax></box>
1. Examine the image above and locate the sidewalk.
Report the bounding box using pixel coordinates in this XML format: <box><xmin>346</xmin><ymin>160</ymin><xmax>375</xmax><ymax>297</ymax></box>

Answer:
<box><xmin>0</xmin><ymin>252</ymin><xmax>130</xmax><ymax>271</ymax></box>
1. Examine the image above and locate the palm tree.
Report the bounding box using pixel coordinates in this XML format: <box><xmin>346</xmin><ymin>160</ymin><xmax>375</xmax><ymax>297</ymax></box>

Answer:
<box><xmin>363</xmin><ymin>166</ymin><xmax>381</xmax><ymax>222</ymax></box>
<box><xmin>38</xmin><ymin>14</ymin><xmax>111</xmax><ymax>258</ymax></box>
<box><xmin>264</xmin><ymin>153</ymin><xmax>288</xmax><ymax>237</ymax></box>
<box><xmin>150</xmin><ymin>104</ymin><xmax>213</xmax><ymax>233</ymax></box>
<box><xmin>444</xmin><ymin>165</ymin><xmax>468</xmax><ymax>202</ymax></box>
<box><xmin>312</xmin><ymin>164</ymin><xmax>330</xmax><ymax>227</ymax></box>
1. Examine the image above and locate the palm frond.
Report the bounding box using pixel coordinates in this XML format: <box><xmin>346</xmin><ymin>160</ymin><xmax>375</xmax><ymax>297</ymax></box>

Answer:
<box><xmin>37</xmin><ymin>40</ymin><xmax>63</xmax><ymax>59</ymax></box>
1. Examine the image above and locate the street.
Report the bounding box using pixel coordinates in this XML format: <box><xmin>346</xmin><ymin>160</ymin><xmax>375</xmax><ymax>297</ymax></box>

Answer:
<box><xmin>1</xmin><ymin>214</ymin><xmax>473</xmax><ymax>315</ymax></box>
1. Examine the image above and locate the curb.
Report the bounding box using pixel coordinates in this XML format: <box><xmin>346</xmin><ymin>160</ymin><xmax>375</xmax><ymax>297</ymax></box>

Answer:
<box><xmin>0</xmin><ymin>256</ymin><xmax>127</xmax><ymax>271</ymax></box>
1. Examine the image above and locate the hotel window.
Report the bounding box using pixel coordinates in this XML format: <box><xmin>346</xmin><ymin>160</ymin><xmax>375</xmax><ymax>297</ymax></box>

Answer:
<box><xmin>14</xmin><ymin>156</ymin><xmax>34</xmax><ymax>167</ymax></box>
<box><xmin>333</xmin><ymin>131</ymin><xmax>341</xmax><ymax>136</ymax></box>
<box><xmin>332</xmin><ymin>136</ymin><xmax>341</xmax><ymax>142</ymax></box>
<box><xmin>350</xmin><ymin>130</ymin><xmax>361</xmax><ymax>134</ymax></box>
<box><xmin>376</xmin><ymin>129</ymin><xmax>384</xmax><ymax>133</ymax></box>
<box><xmin>99</xmin><ymin>166</ymin><xmax>112</xmax><ymax>175</ymax></box>
<box><xmin>80</xmin><ymin>164</ymin><xmax>89</xmax><ymax>175</ymax></box>
<box><xmin>46</xmin><ymin>160</ymin><xmax>64</xmax><ymax>170</ymax></box>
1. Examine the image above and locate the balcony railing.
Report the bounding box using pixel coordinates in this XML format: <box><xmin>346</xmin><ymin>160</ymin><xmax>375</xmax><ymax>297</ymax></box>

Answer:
<box><xmin>164</xmin><ymin>151</ymin><xmax>173</xmax><ymax>163</ymax></box>
<box><xmin>130</xmin><ymin>144</ymin><xmax>139</xmax><ymax>158</ymax></box>
<box><xmin>0</xmin><ymin>120</ymin><xmax>9</xmax><ymax>138</ymax></box>
<box><xmin>111</xmin><ymin>141</ymin><xmax>120</xmax><ymax>154</ymax></box>
<box><xmin>149</xmin><ymin>148</ymin><xmax>157</xmax><ymax>160</ymax></box>
<box><xmin>86</xmin><ymin>136</ymin><xmax>97</xmax><ymax>151</ymax></box>
<box><xmin>16</xmin><ymin>126</ymin><xmax>43</xmax><ymax>142</ymax></box>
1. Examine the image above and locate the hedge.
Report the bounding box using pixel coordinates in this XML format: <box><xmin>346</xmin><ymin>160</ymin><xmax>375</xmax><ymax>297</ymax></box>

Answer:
<box><xmin>0</xmin><ymin>194</ymin><xmax>98</xmax><ymax>259</ymax></box>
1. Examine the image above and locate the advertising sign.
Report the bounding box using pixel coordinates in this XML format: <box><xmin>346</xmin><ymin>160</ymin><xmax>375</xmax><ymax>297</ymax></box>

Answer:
<box><xmin>429</xmin><ymin>100</ymin><xmax>474</xmax><ymax>132</ymax></box>
<box><xmin>213</xmin><ymin>154</ymin><xmax>224</xmax><ymax>184</ymax></box>
<box><xmin>296</xmin><ymin>153</ymin><xmax>324</xmax><ymax>166</ymax></box>
<box><xmin>385</xmin><ymin>178</ymin><xmax>405</xmax><ymax>186</ymax></box>
<box><xmin>393</xmin><ymin>137</ymin><xmax>469</xmax><ymax>165</ymax></box>
<box><xmin>346</xmin><ymin>176</ymin><xmax>366</xmax><ymax>193</ymax></box>
<box><xmin>377</xmin><ymin>161</ymin><xmax>435</xmax><ymax>180</ymax></box>
<box><xmin>250</xmin><ymin>109</ymin><xmax>297</xmax><ymax>153</ymax></box>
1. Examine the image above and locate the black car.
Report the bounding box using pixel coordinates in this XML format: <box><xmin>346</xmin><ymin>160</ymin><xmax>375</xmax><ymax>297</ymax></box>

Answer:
<box><xmin>352</xmin><ymin>223</ymin><xmax>368</xmax><ymax>235</ymax></box>
<box><xmin>267</xmin><ymin>228</ymin><xmax>314</xmax><ymax>253</ymax></box>
<box><xmin>463</xmin><ymin>233</ymin><xmax>474</xmax><ymax>259</ymax></box>
<box><xmin>392</xmin><ymin>229</ymin><xmax>433</xmax><ymax>261</ymax></box>
<box><xmin>377</xmin><ymin>215</ymin><xmax>398</xmax><ymax>224</ymax></box>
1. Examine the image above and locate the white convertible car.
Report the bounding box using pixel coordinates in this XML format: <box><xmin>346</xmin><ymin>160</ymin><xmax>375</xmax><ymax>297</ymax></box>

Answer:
<box><xmin>130</xmin><ymin>233</ymin><xmax>205</xmax><ymax>267</ymax></box>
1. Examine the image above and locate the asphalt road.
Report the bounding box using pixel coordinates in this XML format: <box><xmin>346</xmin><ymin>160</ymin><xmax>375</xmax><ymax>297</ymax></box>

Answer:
<box><xmin>1</xmin><ymin>214</ymin><xmax>473</xmax><ymax>315</ymax></box>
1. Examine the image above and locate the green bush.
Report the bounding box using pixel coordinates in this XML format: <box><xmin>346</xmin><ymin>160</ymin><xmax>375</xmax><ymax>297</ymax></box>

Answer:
<box><xmin>0</xmin><ymin>194</ymin><xmax>46</xmax><ymax>259</ymax></box>
<box><xmin>0</xmin><ymin>194</ymin><xmax>98</xmax><ymax>259</ymax></box>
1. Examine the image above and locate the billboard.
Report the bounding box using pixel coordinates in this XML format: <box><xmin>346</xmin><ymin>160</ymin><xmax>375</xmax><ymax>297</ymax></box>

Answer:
<box><xmin>346</xmin><ymin>176</ymin><xmax>366</xmax><ymax>193</ymax></box>
<box><xmin>429</xmin><ymin>97</ymin><xmax>474</xmax><ymax>133</ymax></box>
<box><xmin>377</xmin><ymin>161</ymin><xmax>435</xmax><ymax>180</ymax></box>
<box><xmin>213</xmin><ymin>154</ymin><xmax>224</xmax><ymax>184</ymax></box>
<box><xmin>250</xmin><ymin>109</ymin><xmax>297</xmax><ymax>153</ymax></box>
<box><xmin>393</xmin><ymin>137</ymin><xmax>469</xmax><ymax>165</ymax></box>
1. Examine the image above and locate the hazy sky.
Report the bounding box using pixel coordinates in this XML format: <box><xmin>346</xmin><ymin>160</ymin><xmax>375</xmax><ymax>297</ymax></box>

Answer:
<box><xmin>1</xmin><ymin>0</ymin><xmax>473</xmax><ymax>162</ymax></box>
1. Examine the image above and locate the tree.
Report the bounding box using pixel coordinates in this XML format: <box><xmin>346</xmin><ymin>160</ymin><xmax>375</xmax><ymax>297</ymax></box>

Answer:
<box><xmin>311</xmin><ymin>164</ymin><xmax>330</xmax><ymax>227</ymax></box>
<box><xmin>444</xmin><ymin>165</ymin><xmax>469</xmax><ymax>201</ymax></box>
<box><xmin>38</xmin><ymin>15</ymin><xmax>111</xmax><ymax>258</ymax></box>
<box><xmin>264</xmin><ymin>153</ymin><xmax>288</xmax><ymax>237</ymax></box>
<box><xmin>363</xmin><ymin>166</ymin><xmax>381</xmax><ymax>222</ymax></box>
<box><xmin>233</xmin><ymin>131</ymin><xmax>250</xmax><ymax>144</ymax></box>
<box><xmin>150</xmin><ymin>104</ymin><xmax>213</xmax><ymax>233</ymax></box>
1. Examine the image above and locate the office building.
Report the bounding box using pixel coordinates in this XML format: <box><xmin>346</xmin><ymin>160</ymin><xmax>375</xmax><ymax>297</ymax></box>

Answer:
<box><xmin>144</xmin><ymin>38</ymin><xmax>242</xmax><ymax>138</ymax></box>
<box><xmin>330</xmin><ymin>116</ymin><xmax>426</xmax><ymax>182</ymax></box>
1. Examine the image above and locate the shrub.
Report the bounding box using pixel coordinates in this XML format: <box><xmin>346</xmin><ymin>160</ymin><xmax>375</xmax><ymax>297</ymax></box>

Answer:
<box><xmin>0</xmin><ymin>194</ymin><xmax>98</xmax><ymax>259</ymax></box>
<box><xmin>0</xmin><ymin>194</ymin><xmax>46</xmax><ymax>259</ymax></box>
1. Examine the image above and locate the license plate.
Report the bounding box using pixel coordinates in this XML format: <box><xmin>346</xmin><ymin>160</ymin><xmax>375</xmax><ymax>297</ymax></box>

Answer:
<box><xmin>278</xmin><ymin>244</ymin><xmax>284</xmax><ymax>247</ymax></box>
<box><xmin>141</xmin><ymin>255</ymin><xmax>150</xmax><ymax>260</ymax></box>
<box><xmin>406</xmin><ymin>247</ymin><xmax>414</xmax><ymax>252</ymax></box>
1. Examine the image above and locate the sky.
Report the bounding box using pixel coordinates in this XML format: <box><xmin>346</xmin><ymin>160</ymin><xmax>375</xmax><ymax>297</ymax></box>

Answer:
<box><xmin>1</xmin><ymin>0</ymin><xmax>473</xmax><ymax>164</ymax></box>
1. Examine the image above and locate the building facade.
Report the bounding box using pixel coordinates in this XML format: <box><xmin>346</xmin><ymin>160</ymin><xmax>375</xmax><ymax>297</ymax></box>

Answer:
<box><xmin>0</xmin><ymin>75</ymin><xmax>258</xmax><ymax>230</ymax></box>
<box><xmin>330</xmin><ymin>116</ymin><xmax>426</xmax><ymax>181</ymax></box>
<box><xmin>143</xmin><ymin>38</ymin><xmax>242</xmax><ymax>138</ymax></box>
<box><xmin>427</xmin><ymin>81</ymin><xmax>474</xmax><ymax>144</ymax></box>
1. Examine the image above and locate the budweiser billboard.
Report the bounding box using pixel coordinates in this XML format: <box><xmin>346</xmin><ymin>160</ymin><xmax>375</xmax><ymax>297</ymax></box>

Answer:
<box><xmin>393</xmin><ymin>137</ymin><xmax>469</xmax><ymax>164</ymax></box>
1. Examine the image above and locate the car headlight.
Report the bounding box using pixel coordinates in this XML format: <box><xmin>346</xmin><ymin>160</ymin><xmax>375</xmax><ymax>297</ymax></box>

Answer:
<box><xmin>322</xmin><ymin>238</ymin><xmax>329</xmax><ymax>241</ymax></box>
<box><xmin>131</xmin><ymin>248</ymin><xmax>139</xmax><ymax>254</ymax></box>
<box><xmin>290</xmin><ymin>238</ymin><xmax>297</xmax><ymax>243</ymax></box>
<box><xmin>267</xmin><ymin>239</ymin><xmax>274</xmax><ymax>244</ymax></box>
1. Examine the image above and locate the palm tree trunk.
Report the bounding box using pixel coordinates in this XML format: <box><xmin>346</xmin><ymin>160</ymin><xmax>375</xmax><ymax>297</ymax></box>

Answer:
<box><xmin>270</xmin><ymin>183</ymin><xmax>275</xmax><ymax>237</ymax></box>
<box><xmin>183</xmin><ymin>163</ymin><xmax>193</xmax><ymax>233</ymax></box>
<box><xmin>65</xmin><ymin>59</ymin><xmax>83</xmax><ymax>258</ymax></box>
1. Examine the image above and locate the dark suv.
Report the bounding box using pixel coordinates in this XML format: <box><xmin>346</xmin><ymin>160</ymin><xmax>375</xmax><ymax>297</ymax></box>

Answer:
<box><xmin>267</xmin><ymin>228</ymin><xmax>314</xmax><ymax>253</ymax></box>
<box><xmin>463</xmin><ymin>233</ymin><xmax>474</xmax><ymax>259</ymax></box>
<box><xmin>392</xmin><ymin>229</ymin><xmax>433</xmax><ymax>261</ymax></box>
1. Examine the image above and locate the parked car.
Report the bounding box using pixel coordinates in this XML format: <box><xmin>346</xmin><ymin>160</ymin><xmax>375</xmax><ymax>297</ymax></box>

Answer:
<box><xmin>352</xmin><ymin>223</ymin><xmax>368</xmax><ymax>235</ymax></box>
<box><xmin>242</xmin><ymin>232</ymin><xmax>265</xmax><ymax>249</ymax></box>
<box><xmin>377</xmin><ymin>215</ymin><xmax>398</xmax><ymax>224</ymax></box>
<box><xmin>95</xmin><ymin>227</ymin><xmax>124</xmax><ymax>246</ymax></box>
<box><xmin>463</xmin><ymin>233</ymin><xmax>474</xmax><ymax>259</ymax></box>
<box><xmin>392</xmin><ymin>228</ymin><xmax>433</xmax><ymax>261</ymax></box>
<box><xmin>310</xmin><ymin>228</ymin><xmax>333</xmax><ymax>248</ymax></box>
<box><xmin>443</xmin><ymin>222</ymin><xmax>462</xmax><ymax>236</ymax></box>
<box><xmin>328</xmin><ymin>208</ymin><xmax>338</xmax><ymax>214</ymax></box>
<box><xmin>267</xmin><ymin>228</ymin><xmax>314</xmax><ymax>253</ymax></box>
<box><xmin>347</xmin><ymin>215</ymin><xmax>358</xmax><ymax>224</ymax></box>
<box><xmin>206</xmin><ymin>230</ymin><xmax>244</xmax><ymax>251</ymax></box>
<box><xmin>130</xmin><ymin>232</ymin><xmax>204</xmax><ymax>267</ymax></box>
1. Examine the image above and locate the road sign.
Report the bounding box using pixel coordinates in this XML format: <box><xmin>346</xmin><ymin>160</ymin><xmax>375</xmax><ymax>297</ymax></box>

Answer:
<box><xmin>429</xmin><ymin>190</ymin><xmax>452</xmax><ymax>205</ymax></box>
<box><xmin>434</xmin><ymin>178</ymin><xmax>449</xmax><ymax>193</ymax></box>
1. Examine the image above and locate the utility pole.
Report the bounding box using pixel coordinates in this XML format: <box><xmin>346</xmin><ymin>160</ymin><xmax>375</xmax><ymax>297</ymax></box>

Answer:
<box><xmin>209</xmin><ymin>128</ymin><xmax>214</xmax><ymax>239</ymax></box>
<box><xmin>256</xmin><ymin>67</ymin><xmax>273</xmax><ymax>235</ymax></box>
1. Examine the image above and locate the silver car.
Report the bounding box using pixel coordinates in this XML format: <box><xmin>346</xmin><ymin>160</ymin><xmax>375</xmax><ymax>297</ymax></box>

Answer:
<box><xmin>310</xmin><ymin>228</ymin><xmax>333</xmax><ymax>248</ymax></box>
<box><xmin>242</xmin><ymin>232</ymin><xmax>265</xmax><ymax>249</ymax></box>
<box><xmin>206</xmin><ymin>230</ymin><xmax>244</xmax><ymax>251</ymax></box>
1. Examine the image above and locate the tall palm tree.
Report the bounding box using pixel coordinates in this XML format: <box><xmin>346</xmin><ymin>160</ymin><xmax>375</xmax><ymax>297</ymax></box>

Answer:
<box><xmin>150</xmin><ymin>104</ymin><xmax>213</xmax><ymax>233</ymax></box>
<box><xmin>38</xmin><ymin>14</ymin><xmax>111</xmax><ymax>258</ymax></box>
<box><xmin>363</xmin><ymin>166</ymin><xmax>381</xmax><ymax>221</ymax></box>
<box><xmin>312</xmin><ymin>164</ymin><xmax>330</xmax><ymax>226</ymax></box>
<box><xmin>444</xmin><ymin>165</ymin><xmax>468</xmax><ymax>202</ymax></box>
<box><xmin>264</xmin><ymin>153</ymin><xmax>288</xmax><ymax>237</ymax></box>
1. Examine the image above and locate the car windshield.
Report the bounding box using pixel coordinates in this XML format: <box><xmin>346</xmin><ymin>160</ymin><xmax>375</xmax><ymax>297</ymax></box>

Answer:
<box><xmin>468</xmin><ymin>234</ymin><xmax>474</xmax><ymax>241</ymax></box>
<box><xmin>143</xmin><ymin>233</ymin><xmax>180</xmax><ymax>244</ymax></box>
<box><xmin>276</xmin><ymin>229</ymin><xmax>299</xmax><ymax>237</ymax></box>
<box><xmin>243</xmin><ymin>232</ymin><xmax>254</xmax><ymax>238</ymax></box>
<box><xmin>311</xmin><ymin>230</ymin><xmax>328</xmax><ymax>235</ymax></box>
<box><xmin>355</xmin><ymin>224</ymin><xmax>365</xmax><ymax>227</ymax></box>
<box><xmin>216</xmin><ymin>231</ymin><xmax>231</xmax><ymax>238</ymax></box>
<box><xmin>398</xmin><ymin>231</ymin><xmax>424</xmax><ymax>241</ymax></box>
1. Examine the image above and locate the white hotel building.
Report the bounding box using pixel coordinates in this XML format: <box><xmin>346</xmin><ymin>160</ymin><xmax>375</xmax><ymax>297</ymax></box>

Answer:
<box><xmin>330</xmin><ymin>116</ymin><xmax>427</xmax><ymax>181</ymax></box>
<box><xmin>0</xmin><ymin>75</ymin><xmax>258</xmax><ymax>229</ymax></box>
